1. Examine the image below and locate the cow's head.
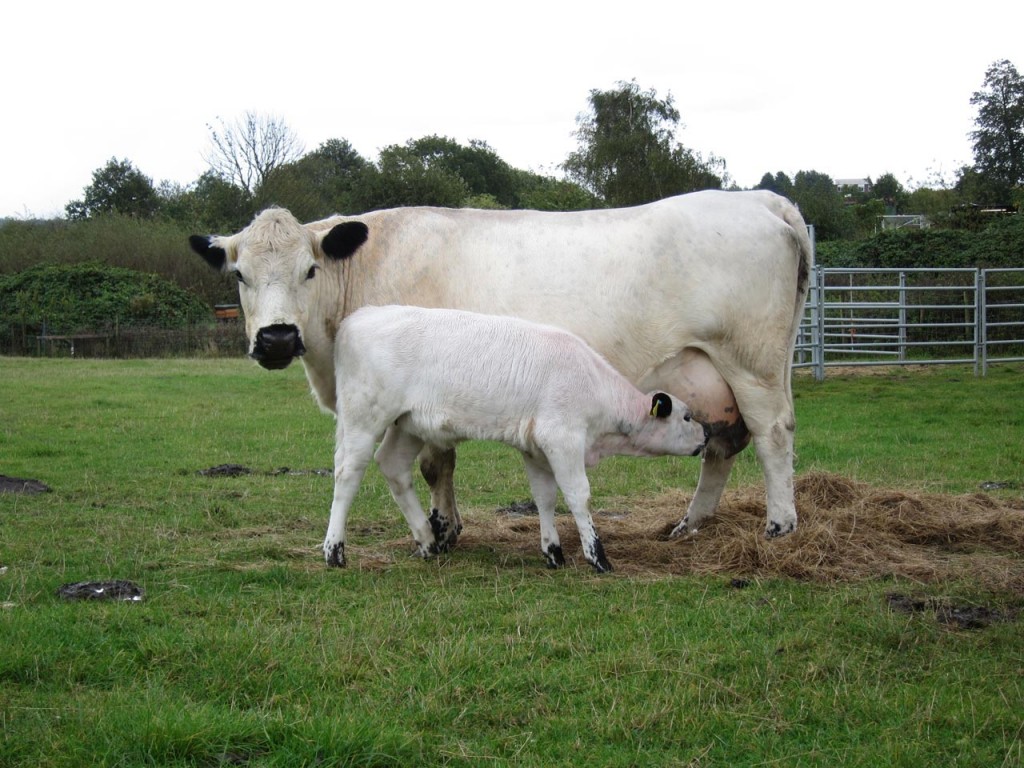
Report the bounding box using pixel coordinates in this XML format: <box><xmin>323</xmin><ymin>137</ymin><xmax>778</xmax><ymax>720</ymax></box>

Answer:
<box><xmin>190</xmin><ymin>208</ymin><xmax>368</xmax><ymax>370</ymax></box>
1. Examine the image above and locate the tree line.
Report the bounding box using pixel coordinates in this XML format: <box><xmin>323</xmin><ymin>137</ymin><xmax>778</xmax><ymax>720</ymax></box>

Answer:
<box><xmin>37</xmin><ymin>60</ymin><xmax>1023</xmax><ymax>241</ymax></box>
<box><xmin>2</xmin><ymin>65</ymin><xmax>1022</xmax><ymax>346</ymax></box>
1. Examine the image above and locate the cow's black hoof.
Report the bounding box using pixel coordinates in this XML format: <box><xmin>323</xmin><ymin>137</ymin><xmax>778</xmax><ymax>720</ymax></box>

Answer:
<box><xmin>765</xmin><ymin>520</ymin><xmax>796</xmax><ymax>538</ymax></box>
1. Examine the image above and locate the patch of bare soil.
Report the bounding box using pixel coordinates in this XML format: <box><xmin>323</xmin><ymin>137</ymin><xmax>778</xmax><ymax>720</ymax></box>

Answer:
<box><xmin>197</xmin><ymin>465</ymin><xmax>331</xmax><ymax>478</ymax></box>
<box><xmin>56</xmin><ymin>580</ymin><xmax>144</xmax><ymax>601</ymax></box>
<box><xmin>417</xmin><ymin>472</ymin><xmax>1024</xmax><ymax>592</ymax></box>
<box><xmin>886</xmin><ymin>592</ymin><xmax>1018</xmax><ymax>629</ymax></box>
<box><xmin>0</xmin><ymin>475</ymin><xmax>51</xmax><ymax>494</ymax></box>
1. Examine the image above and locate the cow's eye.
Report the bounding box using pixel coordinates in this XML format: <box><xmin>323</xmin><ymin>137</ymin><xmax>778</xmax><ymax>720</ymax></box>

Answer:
<box><xmin>306</xmin><ymin>265</ymin><xmax>319</xmax><ymax>281</ymax></box>
<box><xmin>234</xmin><ymin>272</ymin><xmax>248</xmax><ymax>287</ymax></box>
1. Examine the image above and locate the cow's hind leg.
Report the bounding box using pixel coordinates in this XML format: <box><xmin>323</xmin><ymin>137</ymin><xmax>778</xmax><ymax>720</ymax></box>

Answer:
<box><xmin>753</xmin><ymin>421</ymin><xmax>797</xmax><ymax>537</ymax></box>
<box><xmin>376</xmin><ymin>427</ymin><xmax>440</xmax><ymax>558</ymax></box>
<box><xmin>419</xmin><ymin>445</ymin><xmax>461</xmax><ymax>551</ymax></box>
<box><xmin>728</xmin><ymin>374</ymin><xmax>799</xmax><ymax>538</ymax></box>
<box><xmin>521</xmin><ymin>454</ymin><xmax>564</xmax><ymax>568</ymax></box>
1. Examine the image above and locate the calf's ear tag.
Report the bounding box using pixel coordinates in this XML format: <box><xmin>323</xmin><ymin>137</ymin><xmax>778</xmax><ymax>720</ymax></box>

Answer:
<box><xmin>650</xmin><ymin>392</ymin><xmax>673</xmax><ymax>419</ymax></box>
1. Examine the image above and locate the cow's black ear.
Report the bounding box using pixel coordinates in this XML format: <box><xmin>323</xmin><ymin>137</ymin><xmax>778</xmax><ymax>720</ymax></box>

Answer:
<box><xmin>650</xmin><ymin>392</ymin><xmax>673</xmax><ymax>419</ymax></box>
<box><xmin>322</xmin><ymin>221</ymin><xmax>369</xmax><ymax>260</ymax></box>
<box><xmin>189</xmin><ymin>235</ymin><xmax>227</xmax><ymax>271</ymax></box>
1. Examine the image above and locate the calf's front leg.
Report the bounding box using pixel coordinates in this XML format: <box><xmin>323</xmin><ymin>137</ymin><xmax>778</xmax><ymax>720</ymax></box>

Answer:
<box><xmin>545</xmin><ymin>452</ymin><xmax>612</xmax><ymax>573</ymax></box>
<box><xmin>323</xmin><ymin>429</ymin><xmax>377</xmax><ymax>567</ymax></box>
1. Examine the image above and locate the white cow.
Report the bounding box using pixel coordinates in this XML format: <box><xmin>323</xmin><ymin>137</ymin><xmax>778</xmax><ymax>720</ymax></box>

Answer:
<box><xmin>190</xmin><ymin>191</ymin><xmax>812</xmax><ymax>553</ymax></box>
<box><xmin>323</xmin><ymin>305</ymin><xmax>708</xmax><ymax>572</ymax></box>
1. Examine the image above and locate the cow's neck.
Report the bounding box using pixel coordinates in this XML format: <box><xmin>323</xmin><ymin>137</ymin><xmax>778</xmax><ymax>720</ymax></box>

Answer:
<box><xmin>299</xmin><ymin>243</ymin><xmax>454</xmax><ymax>415</ymax></box>
<box><xmin>298</xmin><ymin>259</ymin><xmax>351</xmax><ymax>414</ymax></box>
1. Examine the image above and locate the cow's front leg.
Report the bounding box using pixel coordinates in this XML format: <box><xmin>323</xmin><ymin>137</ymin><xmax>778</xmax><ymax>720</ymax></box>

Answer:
<box><xmin>323</xmin><ymin>430</ymin><xmax>377</xmax><ymax>567</ymax></box>
<box><xmin>670</xmin><ymin>452</ymin><xmax>736</xmax><ymax>537</ymax></box>
<box><xmin>419</xmin><ymin>445</ymin><xmax>461</xmax><ymax>551</ymax></box>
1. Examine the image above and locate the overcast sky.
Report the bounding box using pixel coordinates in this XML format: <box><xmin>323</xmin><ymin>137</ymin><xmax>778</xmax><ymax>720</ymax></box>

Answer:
<box><xmin>2</xmin><ymin>1</ymin><xmax>1021</xmax><ymax>219</ymax></box>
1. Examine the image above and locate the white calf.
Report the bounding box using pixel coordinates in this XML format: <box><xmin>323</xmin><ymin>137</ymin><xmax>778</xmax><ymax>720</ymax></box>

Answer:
<box><xmin>323</xmin><ymin>305</ymin><xmax>708</xmax><ymax>572</ymax></box>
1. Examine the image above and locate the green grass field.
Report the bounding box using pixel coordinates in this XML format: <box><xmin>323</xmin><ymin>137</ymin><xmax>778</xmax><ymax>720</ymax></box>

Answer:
<box><xmin>1</xmin><ymin>358</ymin><xmax>1022</xmax><ymax>767</ymax></box>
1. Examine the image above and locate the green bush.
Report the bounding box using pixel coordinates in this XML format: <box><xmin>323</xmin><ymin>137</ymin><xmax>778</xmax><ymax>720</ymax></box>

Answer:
<box><xmin>823</xmin><ymin>214</ymin><xmax>1023</xmax><ymax>269</ymax></box>
<box><xmin>0</xmin><ymin>214</ymin><xmax>236</xmax><ymax>307</ymax></box>
<box><xmin>0</xmin><ymin>262</ymin><xmax>212</xmax><ymax>333</ymax></box>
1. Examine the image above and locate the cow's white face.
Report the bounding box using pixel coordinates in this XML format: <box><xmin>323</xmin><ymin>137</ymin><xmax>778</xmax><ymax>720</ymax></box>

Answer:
<box><xmin>228</xmin><ymin>234</ymin><xmax>321</xmax><ymax>370</ymax></box>
<box><xmin>190</xmin><ymin>209</ymin><xmax>368</xmax><ymax>370</ymax></box>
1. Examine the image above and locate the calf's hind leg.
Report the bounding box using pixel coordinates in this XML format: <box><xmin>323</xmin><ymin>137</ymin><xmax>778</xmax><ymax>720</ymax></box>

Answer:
<box><xmin>521</xmin><ymin>454</ymin><xmax>565</xmax><ymax>569</ymax></box>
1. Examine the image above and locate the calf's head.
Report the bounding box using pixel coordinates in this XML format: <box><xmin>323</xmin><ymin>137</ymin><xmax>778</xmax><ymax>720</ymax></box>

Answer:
<box><xmin>642</xmin><ymin>392</ymin><xmax>708</xmax><ymax>457</ymax></box>
<box><xmin>189</xmin><ymin>208</ymin><xmax>368</xmax><ymax>369</ymax></box>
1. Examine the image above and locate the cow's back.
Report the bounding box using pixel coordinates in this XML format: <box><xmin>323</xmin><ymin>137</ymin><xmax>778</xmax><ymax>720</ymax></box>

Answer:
<box><xmin>345</xmin><ymin>191</ymin><xmax>810</xmax><ymax>383</ymax></box>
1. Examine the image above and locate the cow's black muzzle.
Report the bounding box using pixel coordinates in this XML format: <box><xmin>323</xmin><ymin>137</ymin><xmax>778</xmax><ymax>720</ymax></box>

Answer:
<box><xmin>252</xmin><ymin>324</ymin><xmax>305</xmax><ymax>370</ymax></box>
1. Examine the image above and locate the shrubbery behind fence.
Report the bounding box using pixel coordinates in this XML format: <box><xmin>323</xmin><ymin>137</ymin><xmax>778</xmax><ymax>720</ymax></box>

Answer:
<box><xmin>2</xmin><ymin>267</ymin><xmax>1022</xmax><ymax>378</ymax></box>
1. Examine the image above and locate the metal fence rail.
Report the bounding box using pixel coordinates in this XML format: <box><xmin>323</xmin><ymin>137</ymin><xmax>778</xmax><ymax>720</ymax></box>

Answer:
<box><xmin>0</xmin><ymin>321</ymin><xmax>248</xmax><ymax>359</ymax></box>
<box><xmin>795</xmin><ymin>267</ymin><xmax>1024</xmax><ymax>379</ymax></box>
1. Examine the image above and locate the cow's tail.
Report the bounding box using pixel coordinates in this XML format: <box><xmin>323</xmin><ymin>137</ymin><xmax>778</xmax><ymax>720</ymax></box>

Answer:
<box><xmin>779</xmin><ymin>199</ymin><xmax>814</xmax><ymax>401</ymax></box>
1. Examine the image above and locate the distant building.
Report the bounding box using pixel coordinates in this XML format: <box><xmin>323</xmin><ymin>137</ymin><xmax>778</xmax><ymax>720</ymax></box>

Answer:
<box><xmin>835</xmin><ymin>178</ymin><xmax>872</xmax><ymax>194</ymax></box>
<box><xmin>879</xmin><ymin>214</ymin><xmax>931</xmax><ymax>231</ymax></box>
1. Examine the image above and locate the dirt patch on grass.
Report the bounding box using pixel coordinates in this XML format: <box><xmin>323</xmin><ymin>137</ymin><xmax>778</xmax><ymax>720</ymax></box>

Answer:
<box><xmin>886</xmin><ymin>592</ymin><xmax>1018</xmax><ymax>629</ymax></box>
<box><xmin>56</xmin><ymin>580</ymin><xmax>144</xmax><ymax>602</ymax></box>
<box><xmin>441</xmin><ymin>472</ymin><xmax>1024</xmax><ymax>591</ymax></box>
<box><xmin>0</xmin><ymin>475</ymin><xmax>51</xmax><ymax>494</ymax></box>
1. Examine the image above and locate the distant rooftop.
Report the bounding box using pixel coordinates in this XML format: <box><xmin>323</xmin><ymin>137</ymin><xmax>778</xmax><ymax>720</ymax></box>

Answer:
<box><xmin>835</xmin><ymin>178</ymin><xmax>872</xmax><ymax>192</ymax></box>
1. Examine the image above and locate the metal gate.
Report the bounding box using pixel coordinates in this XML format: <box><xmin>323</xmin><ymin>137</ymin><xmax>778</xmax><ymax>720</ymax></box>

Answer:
<box><xmin>794</xmin><ymin>266</ymin><xmax>1024</xmax><ymax>379</ymax></box>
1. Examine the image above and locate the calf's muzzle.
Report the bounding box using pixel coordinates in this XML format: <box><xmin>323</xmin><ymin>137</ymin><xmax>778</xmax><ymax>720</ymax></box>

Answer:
<box><xmin>252</xmin><ymin>324</ymin><xmax>305</xmax><ymax>369</ymax></box>
<box><xmin>694</xmin><ymin>421</ymin><xmax>712</xmax><ymax>456</ymax></box>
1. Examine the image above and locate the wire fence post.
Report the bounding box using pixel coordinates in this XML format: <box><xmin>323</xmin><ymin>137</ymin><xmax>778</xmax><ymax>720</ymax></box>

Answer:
<box><xmin>813</xmin><ymin>264</ymin><xmax>826</xmax><ymax>381</ymax></box>
<box><xmin>898</xmin><ymin>270</ymin><xmax>908</xmax><ymax>361</ymax></box>
<box><xmin>976</xmin><ymin>269</ymin><xmax>986</xmax><ymax>377</ymax></box>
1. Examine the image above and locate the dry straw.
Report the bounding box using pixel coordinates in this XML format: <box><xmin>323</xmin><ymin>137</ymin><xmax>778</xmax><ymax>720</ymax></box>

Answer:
<box><xmin>433</xmin><ymin>472</ymin><xmax>1024</xmax><ymax>590</ymax></box>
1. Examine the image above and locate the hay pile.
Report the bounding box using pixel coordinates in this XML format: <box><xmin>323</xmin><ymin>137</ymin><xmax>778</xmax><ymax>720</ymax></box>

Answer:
<box><xmin>441</xmin><ymin>472</ymin><xmax>1024</xmax><ymax>590</ymax></box>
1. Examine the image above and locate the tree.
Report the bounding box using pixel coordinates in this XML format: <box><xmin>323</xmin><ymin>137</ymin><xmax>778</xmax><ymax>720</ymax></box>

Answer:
<box><xmin>204</xmin><ymin>112</ymin><xmax>304</xmax><ymax>197</ymax></box>
<box><xmin>297</xmin><ymin>138</ymin><xmax>368</xmax><ymax>213</ymax></box>
<box><xmin>159</xmin><ymin>171</ymin><xmax>253</xmax><ymax>232</ymax></box>
<box><xmin>65</xmin><ymin>158</ymin><xmax>161</xmax><ymax>220</ymax></box>
<box><xmin>563</xmin><ymin>80</ymin><xmax>723</xmax><ymax>207</ymax></box>
<box><xmin>255</xmin><ymin>138</ymin><xmax>368</xmax><ymax>220</ymax></box>
<box><xmin>791</xmin><ymin>171</ymin><xmax>852</xmax><ymax>241</ymax></box>
<box><xmin>351</xmin><ymin>144</ymin><xmax>470</xmax><ymax>210</ymax></box>
<box><xmin>905</xmin><ymin>185</ymin><xmax>959</xmax><ymax>222</ymax></box>
<box><xmin>755</xmin><ymin>171</ymin><xmax>794</xmax><ymax>199</ymax></box>
<box><xmin>969</xmin><ymin>59</ymin><xmax>1024</xmax><ymax>205</ymax></box>
<box><xmin>514</xmin><ymin>174</ymin><xmax>600</xmax><ymax>211</ymax></box>
<box><xmin>872</xmin><ymin>172</ymin><xmax>906</xmax><ymax>213</ymax></box>
<box><xmin>403</xmin><ymin>136</ymin><xmax>520</xmax><ymax>208</ymax></box>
